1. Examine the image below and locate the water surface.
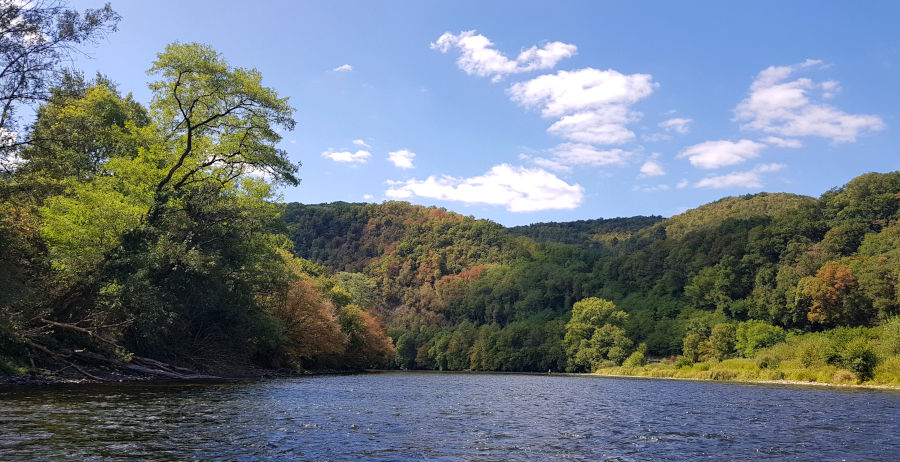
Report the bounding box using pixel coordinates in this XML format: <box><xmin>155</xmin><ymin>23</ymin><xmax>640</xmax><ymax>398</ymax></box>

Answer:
<box><xmin>1</xmin><ymin>372</ymin><xmax>898</xmax><ymax>460</ymax></box>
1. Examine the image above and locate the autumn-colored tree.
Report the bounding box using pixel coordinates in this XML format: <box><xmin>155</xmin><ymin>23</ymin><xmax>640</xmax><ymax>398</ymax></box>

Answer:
<box><xmin>800</xmin><ymin>261</ymin><xmax>873</xmax><ymax>326</ymax></box>
<box><xmin>267</xmin><ymin>279</ymin><xmax>347</xmax><ymax>366</ymax></box>
<box><xmin>337</xmin><ymin>304</ymin><xmax>395</xmax><ymax>368</ymax></box>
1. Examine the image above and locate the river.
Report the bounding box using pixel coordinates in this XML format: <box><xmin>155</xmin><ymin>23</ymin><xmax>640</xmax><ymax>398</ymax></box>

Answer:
<box><xmin>1</xmin><ymin>372</ymin><xmax>898</xmax><ymax>460</ymax></box>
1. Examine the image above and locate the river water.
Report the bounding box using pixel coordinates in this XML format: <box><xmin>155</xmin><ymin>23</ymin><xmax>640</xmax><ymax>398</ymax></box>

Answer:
<box><xmin>1</xmin><ymin>372</ymin><xmax>898</xmax><ymax>460</ymax></box>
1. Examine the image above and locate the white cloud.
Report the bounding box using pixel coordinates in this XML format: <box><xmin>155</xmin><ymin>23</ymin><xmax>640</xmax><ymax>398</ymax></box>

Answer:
<box><xmin>678</xmin><ymin>139</ymin><xmax>766</xmax><ymax>169</ymax></box>
<box><xmin>639</xmin><ymin>157</ymin><xmax>666</xmax><ymax>177</ymax></box>
<box><xmin>384</xmin><ymin>163</ymin><xmax>584</xmax><ymax>212</ymax></box>
<box><xmin>431</xmin><ymin>30</ymin><xmax>576</xmax><ymax>82</ymax></box>
<box><xmin>322</xmin><ymin>149</ymin><xmax>371</xmax><ymax>163</ymax></box>
<box><xmin>659</xmin><ymin>117</ymin><xmax>692</xmax><ymax>134</ymax></box>
<box><xmin>735</xmin><ymin>59</ymin><xmax>884</xmax><ymax>142</ymax></box>
<box><xmin>352</xmin><ymin>139</ymin><xmax>371</xmax><ymax>148</ymax></box>
<box><xmin>508</xmin><ymin>68</ymin><xmax>656</xmax><ymax>118</ymax></box>
<box><xmin>547</xmin><ymin>107</ymin><xmax>636</xmax><ymax>145</ymax></box>
<box><xmin>387</xmin><ymin>149</ymin><xmax>416</xmax><ymax>169</ymax></box>
<box><xmin>676</xmin><ymin>179</ymin><xmax>690</xmax><ymax>189</ymax></box>
<box><xmin>508</xmin><ymin>68</ymin><xmax>656</xmax><ymax>146</ymax></box>
<box><xmin>333</xmin><ymin>64</ymin><xmax>353</xmax><ymax>72</ymax></box>
<box><xmin>554</xmin><ymin>143</ymin><xmax>630</xmax><ymax>167</ymax></box>
<box><xmin>362</xmin><ymin>194</ymin><xmax>374</xmax><ymax>200</ymax></box>
<box><xmin>525</xmin><ymin>143</ymin><xmax>631</xmax><ymax>172</ymax></box>
<box><xmin>694</xmin><ymin>163</ymin><xmax>785</xmax><ymax>189</ymax></box>
<box><xmin>762</xmin><ymin>136</ymin><xmax>803</xmax><ymax>148</ymax></box>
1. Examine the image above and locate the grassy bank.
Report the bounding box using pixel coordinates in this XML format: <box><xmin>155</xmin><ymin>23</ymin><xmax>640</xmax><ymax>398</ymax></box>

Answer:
<box><xmin>596</xmin><ymin>357</ymin><xmax>900</xmax><ymax>387</ymax></box>
<box><xmin>597</xmin><ymin>320</ymin><xmax>900</xmax><ymax>387</ymax></box>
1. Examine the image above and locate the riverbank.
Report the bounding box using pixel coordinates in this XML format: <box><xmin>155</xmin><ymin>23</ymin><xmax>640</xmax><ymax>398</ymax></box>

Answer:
<box><xmin>0</xmin><ymin>365</ymin><xmax>363</xmax><ymax>387</ymax></box>
<box><xmin>594</xmin><ymin>359</ymin><xmax>900</xmax><ymax>391</ymax></box>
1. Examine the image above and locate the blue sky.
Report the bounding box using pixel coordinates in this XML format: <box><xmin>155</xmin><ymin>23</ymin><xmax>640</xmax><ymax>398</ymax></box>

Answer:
<box><xmin>68</xmin><ymin>1</ymin><xmax>900</xmax><ymax>226</ymax></box>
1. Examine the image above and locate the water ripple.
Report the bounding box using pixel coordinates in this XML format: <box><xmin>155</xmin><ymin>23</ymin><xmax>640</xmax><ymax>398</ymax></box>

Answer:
<box><xmin>1</xmin><ymin>373</ymin><xmax>898</xmax><ymax>460</ymax></box>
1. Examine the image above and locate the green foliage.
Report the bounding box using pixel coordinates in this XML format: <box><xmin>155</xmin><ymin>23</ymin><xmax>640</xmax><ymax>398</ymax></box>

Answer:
<box><xmin>4</xmin><ymin>32</ymin><xmax>900</xmax><ymax>381</ymax></box>
<box><xmin>735</xmin><ymin>320</ymin><xmax>786</xmax><ymax>357</ymax></box>
<box><xmin>564</xmin><ymin>297</ymin><xmax>633</xmax><ymax>371</ymax></box>
<box><xmin>880</xmin><ymin>317</ymin><xmax>900</xmax><ymax>355</ymax></box>
<box><xmin>623</xmin><ymin>350</ymin><xmax>647</xmax><ymax>367</ymax></box>
<box><xmin>840</xmin><ymin>337</ymin><xmax>878</xmax><ymax>381</ymax></box>
<box><xmin>708</xmin><ymin>323</ymin><xmax>737</xmax><ymax>361</ymax></box>
<box><xmin>682</xmin><ymin>333</ymin><xmax>702</xmax><ymax>363</ymax></box>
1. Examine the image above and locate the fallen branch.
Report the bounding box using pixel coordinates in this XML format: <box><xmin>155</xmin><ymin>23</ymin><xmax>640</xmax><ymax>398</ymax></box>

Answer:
<box><xmin>39</xmin><ymin>317</ymin><xmax>121</xmax><ymax>350</ymax></box>
<box><xmin>25</xmin><ymin>341</ymin><xmax>108</xmax><ymax>382</ymax></box>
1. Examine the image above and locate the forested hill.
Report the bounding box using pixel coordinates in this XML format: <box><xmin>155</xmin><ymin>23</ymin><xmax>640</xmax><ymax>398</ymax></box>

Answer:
<box><xmin>282</xmin><ymin>172</ymin><xmax>900</xmax><ymax>376</ymax></box>
<box><xmin>507</xmin><ymin>216</ymin><xmax>664</xmax><ymax>249</ymax></box>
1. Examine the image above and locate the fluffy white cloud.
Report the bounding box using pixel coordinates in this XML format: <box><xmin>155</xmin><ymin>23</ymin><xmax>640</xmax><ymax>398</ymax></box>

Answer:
<box><xmin>333</xmin><ymin>64</ymin><xmax>353</xmax><ymax>72</ymax></box>
<box><xmin>678</xmin><ymin>139</ymin><xmax>765</xmax><ymax>169</ymax></box>
<box><xmin>526</xmin><ymin>143</ymin><xmax>630</xmax><ymax>172</ymax></box>
<box><xmin>547</xmin><ymin>107</ymin><xmax>635</xmax><ymax>145</ymax></box>
<box><xmin>694</xmin><ymin>163</ymin><xmax>785</xmax><ymax>189</ymax></box>
<box><xmin>508</xmin><ymin>68</ymin><xmax>656</xmax><ymax>118</ymax></box>
<box><xmin>508</xmin><ymin>68</ymin><xmax>656</xmax><ymax>146</ymax></box>
<box><xmin>639</xmin><ymin>158</ymin><xmax>666</xmax><ymax>177</ymax></box>
<box><xmin>431</xmin><ymin>30</ymin><xmax>576</xmax><ymax>82</ymax></box>
<box><xmin>362</xmin><ymin>194</ymin><xmax>374</xmax><ymax>200</ymax></box>
<box><xmin>385</xmin><ymin>163</ymin><xmax>584</xmax><ymax>212</ymax></box>
<box><xmin>735</xmin><ymin>59</ymin><xmax>884</xmax><ymax>142</ymax></box>
<box><xmin>762</xmin><ymin>136</ymin><xmax>803</xmax><ymax>148</ymax></box>
<box><xmin>659</xmin><ymin>117</ymin><xmax>692</xmax><ymax>134</ymax></box>
<box><xmin>322</xmin><ymin>149</ymin><xmax>371</xmax><ymax>163</ymax></box>
<box><xmin>352</xmin><ymin>139</ymin><xmax>370</xmax><ymax>148</ymax></box>
<box><xmin>387</xmin><ymin>149</ymin><xmax>416</xmax><ymax>169</ymax></box>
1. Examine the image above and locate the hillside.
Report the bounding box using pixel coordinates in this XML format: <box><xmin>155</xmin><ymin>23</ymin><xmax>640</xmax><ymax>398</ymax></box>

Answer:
<box><xmin>281</xmin><ymin>172</ymin><xmax>900</xmax><ymax>376</ymax></box>
<box><xmin>507</xmin><ymin>216</ymin><xmax>664</xmax><ymax>250</ymax></box>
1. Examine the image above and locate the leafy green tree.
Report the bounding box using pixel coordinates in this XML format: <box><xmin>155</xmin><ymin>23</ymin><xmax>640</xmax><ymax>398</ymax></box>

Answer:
<box><xmin>682</xmin><ymin>333</ymin><xmax>702</xmax><ymax>363</ymax></box>
<box><xmin>708</xmin><ymin>323</ymin><xmax>737</xmax><ymax>360</ymax></box>
<box><xmin>0</xmin><ymin>1</ymin><xmax>119</xmax><ymax>151</ymax></box>
<box><xmin>564</xmin><ymin>297</ymin><xmax>633</xmax><ymax>371</ymax></box>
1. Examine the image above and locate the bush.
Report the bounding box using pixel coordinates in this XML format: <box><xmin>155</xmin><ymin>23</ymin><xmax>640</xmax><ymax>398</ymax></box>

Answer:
<box><xmin>755</xmin><ymin>354</ymin><xmax>778</xmax><ymax>369</ymax></box>
<box><xmin>623</xmin><ymin>351</ymin><xmax>647</xmax><ymax>367</ymax></box>
<box><xmin>674</xmin><ymin>356</ymin><xmax>693</xmax><ymax>368</ymax></box>
<box><xmin>798</xmin><ymin>336</ymin><xmax>830</xmax><ymax>367</ymax></box>
<box><xmin>832</xmin><ymin>370</ymin><xmax>858</xmax><ymax>384</ymax></box>
<box><xmin>880</xmin><ymin>317</ymin><xmax>900</xmax><ymax>355</ymax></box>
<box><xmin>736</xmin><ymin>320</ymin><xmax>786</xmax><ymax>357</ymax></box>
<box><xmin>841</xmin><ymin>338</ymin><xmax>878</xmax><ymax>382</ymax></box>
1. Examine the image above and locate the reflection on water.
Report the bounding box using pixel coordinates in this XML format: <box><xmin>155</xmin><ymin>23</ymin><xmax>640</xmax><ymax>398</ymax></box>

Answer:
<box><xmin>1</xmin><ymin>372</ymin><xmax>898</xmax><ymax>460</ymax></box>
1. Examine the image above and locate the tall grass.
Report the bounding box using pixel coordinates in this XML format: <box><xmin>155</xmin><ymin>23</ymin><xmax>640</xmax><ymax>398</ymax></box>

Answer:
<box><xmin>597</xmin><ymin>318</ymin><xmax>900</xmax><ymax>386</ymax></box>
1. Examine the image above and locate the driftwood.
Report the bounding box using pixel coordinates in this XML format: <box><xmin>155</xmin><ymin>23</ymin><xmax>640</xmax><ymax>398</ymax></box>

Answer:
<box><xmin>30</xmin><ymin>318</ymin><xmax>221</xmax><ymax>382</ymax></box>
<box><xmin>25</xmin><ymin>341</ymin><xmax>109</xmax><ymax>382</ymax></box>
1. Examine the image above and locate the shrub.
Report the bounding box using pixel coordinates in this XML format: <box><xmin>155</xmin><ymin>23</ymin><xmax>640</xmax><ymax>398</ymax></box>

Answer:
<box><xmin>755</xmin><ymin>354</ymin><xmax>778</xmax><ymax>369</ymax></box>
<box><xmin>623</xmin><ymin>351</ymin><xmax>647</xmax><ymax>367</ymax></box>
<box><xmin>880</xmin><ymin>317</ymin><xmax>900</xmax><ymax>355</ymax></box>
<box><xmin>832</xmin><ymin>370</ymin><xmax>858</xmax><ymax>384</ymax></box>
<box><xmin>798</xmin><ymin>336</ymin><xmax>830</xmax><ymax>367</ymax></box>
<box><xmin>674</xmin><ymin>356</ymin><xmax>693</xmax><ymax>368</ymax></box>
<box><xmin>841</xmin><ymin>338</ymin><xmax>878</xmax><ymax>382</ymax></box>
<box><xmin>736</xmin><ymin>320</ymin><xmax>786</xmax><ymax>357</ymax></box>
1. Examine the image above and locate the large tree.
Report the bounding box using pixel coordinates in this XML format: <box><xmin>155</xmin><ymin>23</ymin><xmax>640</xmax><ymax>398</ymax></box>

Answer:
<box><xmin>0</xmin><ymin>0</ymin><xmax>119</xmax><ymax>168</ymax></box>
